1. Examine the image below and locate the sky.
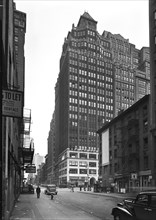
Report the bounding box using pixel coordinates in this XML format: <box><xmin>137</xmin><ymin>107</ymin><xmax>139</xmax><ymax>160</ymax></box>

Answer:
<box><xmin>14</xmin><ymin>0</ymin><xmax>149</xmax><ymax>157</ymax></box>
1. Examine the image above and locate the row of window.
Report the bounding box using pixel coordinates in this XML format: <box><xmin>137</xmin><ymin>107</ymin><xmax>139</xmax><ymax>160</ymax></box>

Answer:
<box><xmin>70</xmin><ymin>152</ymin><xmax>97</xmax><ymax>159</ymax></box>
<box><xmin>69</xmin><ymin>105</ymin><xmax>113</xmax><ymax>117</ymax></box>
<box><xmin>69</xmin><ymin>56</ymin><xmax>112</xmax><ymax>72</ymax></box>
<box><xmin>116</xmin><ymin>82</ymin><xmax>134</xmax><ymax>91</ymax></box>
<box><xmin>73</xmin><ymin>30</ymin><xmax>110</xmax><ymax>49</ymax></box>
<box><xmin>59</xmin><ymin>168</ymin><xmax>97</xmax><ymax>175</ymax></box>
<box><xmin>69</xmin><ymin>161</ymin><xmax>97</xmax><ymax>167</ymax></box>
<box><xmin>70</xmin><ymin>78</ymin><xmax>113</xmax><ymax>88</ymax></box>
<box><xmin>69</xmin><ymin>52</ymin><xmax>111</xmax><ymax>69</ymax></box>
<box><xmin>69</xmin><ymin>97</ymin><xmax>113</xmax><ymax>109</ymax></box>
<box><xmin>69</xmin><ymin>168</ymin><xmax>97</xmax><ymax>174</ymax></box>
<box><xmin>71</xmin><ymin>41</ymin><xmax>111</xmax><ymax>58</ymax></box>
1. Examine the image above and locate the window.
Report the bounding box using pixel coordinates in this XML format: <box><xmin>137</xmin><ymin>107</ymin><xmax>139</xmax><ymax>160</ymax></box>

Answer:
<box><xmin>69</xmin><ymin>169</ymin><xmax>77</xmax><ymax>174</ymax></box>
<box><xmin>114</xmin><ymin>149</ymin><xmax>117</xmax><ymax>158</ymax></box>
<box><xmin>69</xmin><ymin>161</ymin><xmax>78</xmax><ymax>166</ymax></box>
<box><xmin>136</xmin><ymin>194</ymin><xmax>148</xmax><ymax>205</ymax></box>
<box><xmin>143</xmin><ymin>119</ymin><xmax>148</xmax><ymax>133</ymax></box>
<box><xmin>143</xmin><ymin>137</ymin><xmax>148</xmax><ymax>148</ymax></box>
<box><xmin>154</xmin><ymin>11</ymin><xmax>156</xmax><ymax>26</ymax></box>
<box><xmin>89</xmin><ymin>162</ymin><xmax>96</xmax><ymax>167</ymax></box>
<box><xmin>79</xmin><ymin>169</ymin><xmax>87</xmax><ymax>174</ymax></box>
<box><xmin>80</xmin><ymin>153</ymin><xmax>87</xmax><ymax>159</ymax></box>
<box><xmin>89</xmin><ymin>154</ymin><xmax>96</xmax><ymax>159</ymax></box>
<box><xmin>144</xmin><ymin>156</ymin><xmax>148</xmax><ymax>170</ymax></box>
<box><xmin>89</xmin><ymin>169</ymin><xmax>96</xmax><ymax>174</ymax></box>
<box><xmin>69</xmin><ymin>152</ymin><xmax>78</xmax><ymax>158</ymax></box>
<box><xmin>14</xmin><ymin>36</ymin><xmax>18</xmax><ymax>42</ymax></box>
<box><xmin>79</xmin><ymin>161</ymin><xmax>87</xmax><ymax>167</ymax></box>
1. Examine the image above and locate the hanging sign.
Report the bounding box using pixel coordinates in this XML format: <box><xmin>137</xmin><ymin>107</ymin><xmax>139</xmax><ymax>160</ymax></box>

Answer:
<box><xmin>25</xmin><ymin>165</ymin><xmax>36</xmax><ymax>173</ymax></box>
<box><xmin>2</xmin><ymin>89</ymin><xmax>23</xmax><ymax>118</ymax></box>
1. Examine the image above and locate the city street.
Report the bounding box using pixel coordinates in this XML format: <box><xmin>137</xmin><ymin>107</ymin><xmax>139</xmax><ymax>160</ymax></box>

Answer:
<box><xmin>10</xmin><ymin>188</ymin><xmax>128</xmax><ymax>220</ymax></box>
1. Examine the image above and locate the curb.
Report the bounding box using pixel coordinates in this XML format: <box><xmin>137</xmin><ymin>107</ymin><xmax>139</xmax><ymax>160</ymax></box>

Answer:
<box><xmin>77</xmin><ymin>190</ymin><xmax>136</xmax><ymax>199</ymax></box>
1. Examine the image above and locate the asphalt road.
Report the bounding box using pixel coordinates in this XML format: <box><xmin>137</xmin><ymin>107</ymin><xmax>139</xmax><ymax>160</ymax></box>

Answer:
<box><xmin>13</xmin><ymin>187</ymin><xmax>122</xmax><ymax>220</ymax></box>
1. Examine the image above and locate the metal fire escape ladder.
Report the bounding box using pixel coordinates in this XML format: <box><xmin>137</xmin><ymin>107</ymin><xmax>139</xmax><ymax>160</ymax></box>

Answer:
<box><xmin>20</xmin><ymin>108</ymin><xmax>34</xmax><ymax>166</ymax></box>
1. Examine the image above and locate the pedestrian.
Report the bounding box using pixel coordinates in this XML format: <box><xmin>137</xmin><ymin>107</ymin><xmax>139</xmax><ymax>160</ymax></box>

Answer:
<box><xmin>36</xmin><ymin>185</ymin><xmax>41</xmax><ymax>198</ymax></box>
<box><xmin>71</xmin><ymin>185</ymin><xmax>74</xmax><ymax>192</ymax></box>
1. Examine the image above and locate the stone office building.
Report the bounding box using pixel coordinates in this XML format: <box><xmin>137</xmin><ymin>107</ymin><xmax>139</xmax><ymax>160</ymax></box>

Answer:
<box><xmin>49</xmin><ymin>12</ymin><xmax>150</xmax><ymax>186</ymax></box>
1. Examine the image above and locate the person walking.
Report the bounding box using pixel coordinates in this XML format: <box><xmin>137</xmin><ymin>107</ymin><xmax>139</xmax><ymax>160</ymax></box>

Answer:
<box><xmin>71</xmin><ymin>185</ymin><xmax>74</xmax><ymax>192</ymax></box>
<box><xmin>36</xmin><ymin>185</ymin><xmax>41</xmax><ymax>198</ymax></box>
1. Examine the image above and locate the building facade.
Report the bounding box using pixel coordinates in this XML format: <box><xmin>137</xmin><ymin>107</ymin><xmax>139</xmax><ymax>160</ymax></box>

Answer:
<box><xmin>33</xmin><ymin>153</ymin><xmax>45</xmax><ymax>174</ymax></box>
<box><xmin>1</xmin><ymin>1</ymin><xmax>34</xmax><ymax>219</ymax></box>
<box><xmin>149</xmin><ymin>0</ymin><xmax>156</xmax><ymax>185</ymax></box>
<box><xmin>47</xmin><ymin>113</ymin><xmax>56</xmax><ymax>184</ymax></box>
<box><xmin>49</xmin><ymin>12</ymin><xmax>150</xmax><ymax>186</ymax></box>
<box><xmin>98</xmin><ymin>95</ymin><xmax>156</xmax><ymax>193</ymax></box>
<box><xmin>58</xmin><ymin>148</ymin><xmax>98</xmax><ymax>187</ymax></box>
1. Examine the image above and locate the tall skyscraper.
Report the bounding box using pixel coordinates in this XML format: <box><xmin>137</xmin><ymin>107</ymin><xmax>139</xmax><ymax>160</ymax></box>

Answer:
<box><xmin>33</xmin><ymin>153</ymin><xmax>45</xmax><ymax>174</ymax></box>
<box><xmin>52</xmin><ymin>12</ymin><xmax>150</xmax><ymax>186</ymax></box>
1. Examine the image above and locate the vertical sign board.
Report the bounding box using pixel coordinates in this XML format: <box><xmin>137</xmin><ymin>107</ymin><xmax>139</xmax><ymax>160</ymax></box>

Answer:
<box><xmin>102</xmin><ymin>129</ymin><xmax>109</xmax><ymax>165</ymax></box>
<box><xmin>2</xmin><ymin>89</ymin><xmax>23</xmax><ymax>118</ymax></box>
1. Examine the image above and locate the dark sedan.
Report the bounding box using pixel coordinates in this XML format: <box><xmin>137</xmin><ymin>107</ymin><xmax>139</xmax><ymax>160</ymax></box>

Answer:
<box><xmin>111</xmin><ymin>191</ymin><xmax>156</xmax><ymax>220</ymax></box>
<box><xmin>21</xmin><ymin>184</ymin><xmax>34</xmax><ymax>194</ymax></box>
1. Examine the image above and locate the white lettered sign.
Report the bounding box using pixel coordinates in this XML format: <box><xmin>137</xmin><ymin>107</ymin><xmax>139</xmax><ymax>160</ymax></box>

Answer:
<box><xmin>2</xmin><ymin>89</ymin><xmax>23</xmax><ymax>118</ymax></box>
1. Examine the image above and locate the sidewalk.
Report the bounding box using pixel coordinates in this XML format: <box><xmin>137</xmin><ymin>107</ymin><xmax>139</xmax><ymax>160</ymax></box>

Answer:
<box><xmin>10</xmin><ymin>188</ymin><xmax>136</xmax><ymax>220</ymax></box>
<box><xmin>10</xmin><ymin>194</ymin><xmax>35</xmax><ymax>220</ymax></box>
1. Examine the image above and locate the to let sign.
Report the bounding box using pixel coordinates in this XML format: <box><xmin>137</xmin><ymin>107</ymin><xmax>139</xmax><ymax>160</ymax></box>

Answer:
<box><xmin>2</xmin><ymin>89</ymin><xmax>23</xmax><ymax>118</ymax></box>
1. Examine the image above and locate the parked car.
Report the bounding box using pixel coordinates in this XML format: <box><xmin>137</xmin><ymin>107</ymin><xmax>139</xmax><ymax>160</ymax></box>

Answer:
<box><xmin>21</xmin><ymin>184</ymin><xmax>34</xmax><ymax>194</ymax></box>
<box><xmin>111</xmin><ymin>191</ymin><xmax>156</xmax><ymax>220</ymax></box>
<box><xmin>44</xmin><ymin>184</ymin><xmax>58</xmax><ymax>195</ymax></box>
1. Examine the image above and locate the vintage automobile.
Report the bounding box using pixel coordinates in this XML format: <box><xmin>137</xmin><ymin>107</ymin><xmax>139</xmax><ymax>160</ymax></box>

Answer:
<box><xmin>111</xmin><ymin>191</ymin><xmax>156</xmax><ymax>220</ymax></box>
<box><xmin>21</xmin><ymin>184</ymin><xmax>34</xmax><ymax>194</ymax></box>
<box><xmin>44</xmin><ymin>184</ymin><xmax>58</xmax><ymax>195</ymax></box>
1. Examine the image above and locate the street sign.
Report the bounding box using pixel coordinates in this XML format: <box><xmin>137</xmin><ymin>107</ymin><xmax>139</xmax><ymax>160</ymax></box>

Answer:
<box><xmin>2</xmin><ymin>89</ymin><xmax>23</xmax><ymax>118</ymax></box>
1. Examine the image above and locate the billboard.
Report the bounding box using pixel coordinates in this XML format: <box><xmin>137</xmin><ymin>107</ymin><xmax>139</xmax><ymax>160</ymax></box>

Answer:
<box><xmin>2</xmin><ymin>89</ymin><xmax>23</xmax><ymax>118</ymax></box>
<box><xmin>102</xmin><ymin>129</ymin><xmax>109</xmax><ymax>165</ymax></box>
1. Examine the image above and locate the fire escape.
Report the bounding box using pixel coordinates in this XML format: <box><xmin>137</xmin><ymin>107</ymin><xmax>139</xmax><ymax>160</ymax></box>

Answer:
<box><xmin>114</xmin><ymin>119</ymin><xmax>139</xmax><ymax>178</ymax></box>
<box><xmin>19</xmin><ymin>108</ymin><xmax>34</xmax><ymax>167</ymax></box>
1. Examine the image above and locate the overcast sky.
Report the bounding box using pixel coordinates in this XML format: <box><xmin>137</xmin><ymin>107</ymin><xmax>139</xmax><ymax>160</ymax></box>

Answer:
<box><xmin>15</xmin><ymin>0</ymin><xmax>149</xmax><ymax>157</ymax></box>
